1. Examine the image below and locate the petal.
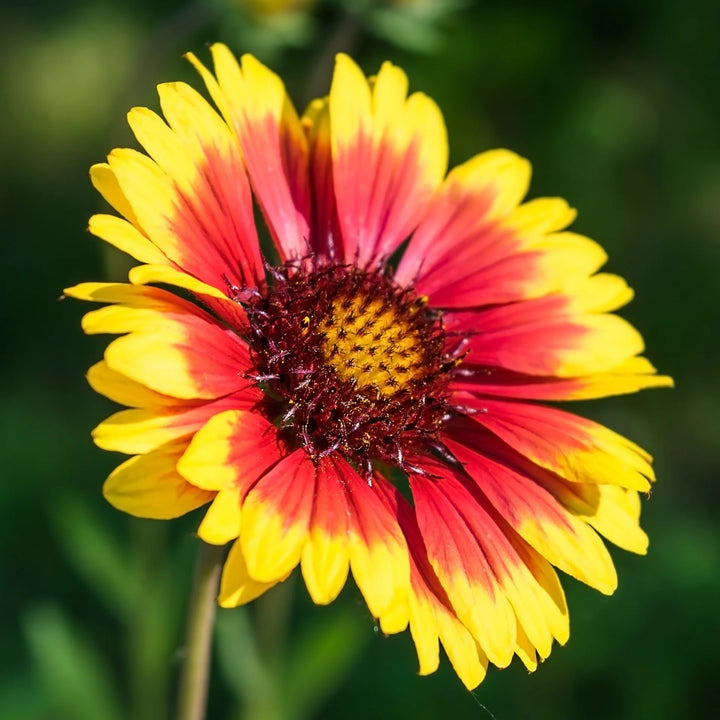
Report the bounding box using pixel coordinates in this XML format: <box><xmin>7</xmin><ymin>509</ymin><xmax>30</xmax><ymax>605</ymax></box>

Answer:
<box><xmin>90</xmin><ymin>162</ymin><xmax>139</xmax><ymax>225</ymax></box>
<box><xmin>187</xmin><ymin>45</ymin><xmax>311</xmax><ymax>260</ymax></box>
<box><xmin>589</xmin><ymin>487</ymin><xmax>647</xmax><ymax>554</ymax></box>
<box><xmin>71</xmin><ymin>284</ymin><xmax>252</xmax><ymax>400</ymax></box>
<box><xmin>64</xmin><ymin>280</ymin><xmax>171</xmax><ymax>305</ymax></box>
<box><xmin>444</xmin><ymin>422</ymin><xmax>618</xmax><ymax>594</ymax></box>
<box><xmin>507</xmin><ymin>197</ymin><xmax>578</xmax><ymax>235</ymax></box>
<box><xmin>509</xmin><ymin>536</ymin><xmax>569</xmax><ymax>648</ymax></box>
<box><xmin>344</xmin><ymin>470</ymin><xmax>410</xmax><ymax>621</ymax></box>
<box><xmin>198</xmin><ymin>486</ymin><xmax>243</xmax><ymax>545</ymax></box>
<box><xmin>124</xmin><ymin>81</ymin><xmax>263</xmax><ymax>289</ymax></box>
<box><xmin>513</xmin><ymin>622</ymin><xmax>539</xmax><ymax>671</ymax></box>
<box><xmin>93</xmin><ymin>391</ymin><xmax>260</xmax><ymax>455</ymax></box>
<box><xmin>329</xmin><ymin>54</ymin><xmax>447</xmax><ymax>267</ymax></box>
<box><xmin>86</xmin><ymin>361</ymin><xmax>184</xmax><ymax>408</ymax></box>
<box><xmin>397</xmin><ymin>148</ymin><xmax>603</xmax><ymax>311</ymax></box>
<box><xmin>240</xmin><ymin>450</ymin><xmax>316</xmax><ymax>583</ymax></box>
<box><xmin>452</xmin><ymin>356</ymin><xmax>673</xmax><ymax>401</ymax></box>
<box><xmin>88</xmin><ymin>214</ymin><xmax>168</xmax><ymax>266</ymax></box>
<box><xmin>128</xmin><ymin>264</ymin><xmax>249</xmax><ymax>332</ymax></box>
<box><xmin>302</xmin><ymin>97</ymin><xmax>343</xmax><ymax>260</ymax></box>
<box><xmin>411</xmin><ymin>460</ymin><xmax>570</xmax><ymax>666</ymax></box>
<box><xmin>177</xmin><ymin>409</ymin><xmax>284</xmax><ymax>493</ymax></box>
<box><xmin>454</xmin><ymin>395</ymin><xmax>654</xmax><ymax>492</ymax></box>
<box><xmin>103</xmin><ymin>440</ymin><xmax>214</xmax><ymax>519</ymax></box>
<box><xmin>376</xmin><ymin>482</ymin><xmax>489</xmax><ymax>689</ymax></box>
<box><xmin>549</xmin><ymin>270</ymin><xmax>634</xmax><ymax>313</ymax></box>
<box><xmin>93</xmin><ymin>406</ymin><xmax>206</xmax><ymax>455</ymax></box>
<box><xmin>300</xmin><ymin>457</ymin><xmax>411</xmax><ymax>616</ymax></box>
<box><xmin>104</xmin><ymin>329</ymin><xmax>248</xmax><ymax>400</ymax></box>
<box><xmin>411</xmin><ymin>232</ymin><xmax>609</xmax><ymax>310</ymax></box>
<box><xmin>300</xmin><ymin>456</ymin><xmax>352</xmax><ymax>605</ymax></box>
<box><xmin>409</xmin><ymin>471</ymin><xmax>516</xmax><ymax>667</ymax></box>
<box><xmin>536</xmin><ymin>478</ymin><xmax>649</xmax><ymax>555</ymax></box>
<box><xmin>447</xmin><ymin>295</ymin><xmax>645</xmax><ymax>377</ymax></box>
<box><xmin>397</xmin><ymin>149</ymin><xmax>532</xmax><ymax>289</ymax></box>
<box><xmin>218</xmin><ymin>538</ymin><xmax>279</xmax><ymax>607</ymax></box>
<box><xmin>433</xmin><ymin>599</ymin><xmax>488</xmax><ymax>689</ymax></box>
<box><xmin>128</xmin><ymin>264</ymin><xmax>227</xmax><ymax>300</ymax></box>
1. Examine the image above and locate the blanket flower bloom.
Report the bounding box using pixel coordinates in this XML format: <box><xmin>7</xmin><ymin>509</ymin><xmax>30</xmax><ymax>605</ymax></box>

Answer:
<box><xmin>66</xmin><ymin>45</ymin><xmax>672</xmax><ymax>689</ymax></box>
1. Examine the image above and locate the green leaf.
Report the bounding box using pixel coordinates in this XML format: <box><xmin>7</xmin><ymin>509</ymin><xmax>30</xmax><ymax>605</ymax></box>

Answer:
<box><xmin>283</xmin><ymin>608</ymin><xmax>368</xmax><ymax>720</ymax></box>
<box><xmin>215</xmin><ymin>607</ymin><xmax>269</xmax><ymax>702</ymax></box>
<box><xmin>52</xmin><ymin>498</ymin><xmax>134</xmax><ymax>618</ymax></box>
<box><xmin>0</xmin><ymin>674</ymin><xmax>45</xmax><ymax>720</ymax></box>
<box><xmin>23</xmin><ymin>603</ymin><xmax>123</xmax><ymax>720</ymax></box>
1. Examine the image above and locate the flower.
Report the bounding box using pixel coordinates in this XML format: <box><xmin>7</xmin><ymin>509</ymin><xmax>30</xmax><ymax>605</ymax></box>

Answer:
<box><xmin>66</xmin><ymin>45</ymin><xmax>672</xmax><ymax>689</ymax></box>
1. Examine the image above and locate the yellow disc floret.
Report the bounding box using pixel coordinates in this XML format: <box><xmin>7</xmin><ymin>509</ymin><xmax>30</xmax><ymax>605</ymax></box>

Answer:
<box><xmin>317</xmin><ymin>294</ymin><xmax>427</xmax><ymax>397</ymax></box>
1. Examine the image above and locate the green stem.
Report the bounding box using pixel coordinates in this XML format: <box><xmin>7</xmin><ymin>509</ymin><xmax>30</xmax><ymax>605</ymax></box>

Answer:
<box><xmin>176</xmin><ymin>541</ymin><xmax>226</xmax><ymax>720</ymax></box>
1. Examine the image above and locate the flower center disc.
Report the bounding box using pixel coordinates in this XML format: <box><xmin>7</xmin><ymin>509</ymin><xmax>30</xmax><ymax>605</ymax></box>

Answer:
<box><xmin>244</xmin><ymin>262</ymin><xmax>454</xmax><ymax>470</ymax></box>
<box><xmin>317</xmin><ymin>283</ymin><xmax>430</xmax><ymax>397</ymax></box>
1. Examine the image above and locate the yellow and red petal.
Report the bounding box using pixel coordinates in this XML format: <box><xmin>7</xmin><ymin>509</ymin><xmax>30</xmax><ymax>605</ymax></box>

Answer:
<box><xmin>103</xmin><ymin>439</ymin><xmax>214</xmax><ymax>519</ymax></box>
<box><xmin>377</xmin><ymin>481</ymin><xmax>489</xmax><ymax>689</ymax></box>
<box><xmin>301</xmin><ymin>457</ymin><xmax>413</xmax><ymax>616</ymax></box>
<box><xmin>453</xmin><ymin>395</ymin><xmax>654</xmax><ymax>492</ymax></box>
<box><xmin>93</xmin><ymin>391</ymin><xmax>260</xmax><ymax>455</ymax></box>
<box><xmin>343</xmin><ymin>468</ymin><xmax>410</xmax><ymax>621</ymax></box>
<box><xmin>240</xmin><ymin>450</ymin><xmax>316</xmax><ymax>583</ymax></box>
<box><xmin>177</xmin><ymin>408</ymin><xmax>283</xmax><ymax>545</ymax></box>
<box><xmin>187</xmin><ymin>45</ymin><xmax>311</xmax><ymax>261</ymax></box>
<box><xmin>444</xmin><ymin>425</ymin><xmax>618</xmax><ymax>594</ymax></box>
<box><xmin>408</xmin><ymin>471</ymin><xmax>515</xmax><ymax>667</ymax></box>
<box><xmin>127</xmin><ymin>79</ymin><xmax>262</xmax><ymax>288</ymax></box>
<box><xmin>234</xmin><ymin>452</ymin><xmax>410</xmax><ymax>615</ymax></box>
<box><xmin>67</xmin><ymin>282</ymin><xmax>252</xmax><ymax>400</ymax></box>
<box><xmin>106</xmin><ymin>134</ymin><xmax>260</xmax><ymax>294</ymax></box>
<box><xmin>446</xmin><ymin>294</ymin><xmax>644</xmax><ymax>378</ymax></box>
<box><xmin>410</xmin><ymin>462</ymin><xmax>568</xmax><ymax>668</ymax></box>
<box><xmin>453</xmin><ymin>356</ymin><xmax>673</xmax><ymax>401</ymax></box>
<box><xmin>401</xmin><ymin>554</ymin><xmax>489</xmax><ymax>690</ymax></box>
<box><xmin>415</xmin><ymin>232</ymin><xmax>610</xmax><ymax>310</ymax></box>
<box><xmin>329</xmin><ymin>54</ymin><xmax>447</xmax><ymax>267</ymax></box>
<box><xmin>106</xmin><ymin>326</ymin><xmax>246</xmax><ymax>400</ymax></box>
<box><xmin>302</xmin><ymin>97</ymin><xmax>343</xmax><ymax>260</ymax></box>
<box><xmin>534</xmin><ymin>475</ymin><xmax>649</xmax><ymax>555</ymax></box>
<box><xmin>242</xmin><ymin>450</ymin><xmax>412</xmax><ymax>617</ymax></box>
<box><xmin>396</xmin><ymin>150</ymin><xmax>605</xmax><ymax>309</ymax></box>
<box><xmin>297</xmin><ymin>453</ymin><xmax>414</xmax><ymax>618</ymax></box>
<box><xmin>396</xmin><ymin>149</ymin><xmax>531</xmax><ymax>291</ymax></box>
<box><xmin>93</xmin><ymin>407</ymin><xmax>206</xmax><ymax>455</ymax></box>
<box><xmin>177</xmin><ymin>409</ymin><xmax>283</xmax><ymax>493</ymax></box>
<box><xmin>300</xmin><ymin>456</ymin><xmax>352</xmax><ymax>605</ymax></box>
<box><xmin>127</xmin><ymin>264</ymin><xmax>249</xmax><ymax>331</ymax></box>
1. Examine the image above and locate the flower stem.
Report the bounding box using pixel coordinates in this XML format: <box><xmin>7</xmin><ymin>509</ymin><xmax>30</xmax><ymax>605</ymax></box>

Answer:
<box><xmin>176</xmin><ymin>541</ymin><xmax>225</xmax><ymax>720</ymax></box>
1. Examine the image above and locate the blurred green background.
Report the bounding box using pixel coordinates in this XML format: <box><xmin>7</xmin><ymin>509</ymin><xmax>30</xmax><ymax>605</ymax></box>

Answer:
<box><xmin>1</xmin><ymin>0</ymin><xmax>717</xmax><ymax>718</ymax></box>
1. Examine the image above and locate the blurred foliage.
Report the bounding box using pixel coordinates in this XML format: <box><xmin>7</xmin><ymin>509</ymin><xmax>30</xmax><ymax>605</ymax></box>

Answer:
<box><xmin>1</xmin><ymin>0</ymin><xmax>718</xmax><ymax>718</ymax></box>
